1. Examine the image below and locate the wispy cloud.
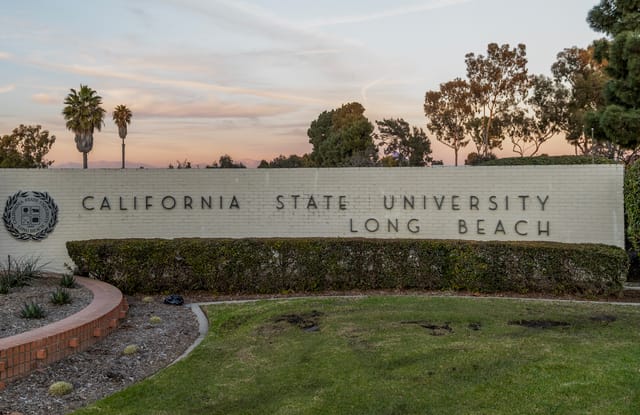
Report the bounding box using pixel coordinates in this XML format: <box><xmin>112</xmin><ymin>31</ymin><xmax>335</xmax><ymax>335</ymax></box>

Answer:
<box><xmin>0</xmin><ymin>84</ymin><xmax>15</xmax><ymax>94</ymax></box>
<box><xmin>134</xmin><ymin>99</ymin><xmax>293</xmax><ymax>119</ymax></box>
<box><xmin>30</xmin><ymin>60</ymin><xmax>330</xmax><ymax>105</ymax></box>
<box><xmin>100</xmin><ymin>88</ymin><xmax>295</xmax><ymax>119</ymax></box>
<box><xmin>32</xmin><ymin>93</ymin><xmax>59</xmax><ymax>104</ymax></box>
<box><xmin>0</xmin><ymin>52</ymin><xmax>10</xmax><ymax>60</ymax></box>
<box><xmin>305</xmin><ymin>0</ymin><xmax>473</xmax><ymax>27</ymax></box>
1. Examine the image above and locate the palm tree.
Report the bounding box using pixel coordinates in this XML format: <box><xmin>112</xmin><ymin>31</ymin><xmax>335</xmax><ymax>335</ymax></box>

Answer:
<box><xmin>112</xmin><ymin>105</ymin><xmax>132</xmax><ymax>169</ymax></box>
<box><xmin>62</xmin><ymin>85</ymin><xmax>105</xmax><ymax>169</ymax></box>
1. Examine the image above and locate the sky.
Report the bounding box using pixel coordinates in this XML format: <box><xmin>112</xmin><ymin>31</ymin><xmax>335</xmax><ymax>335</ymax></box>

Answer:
<box><xmin>0</xmin><ymin>0</ymin><xmax>601</xmax><ymax>168</ymax></box>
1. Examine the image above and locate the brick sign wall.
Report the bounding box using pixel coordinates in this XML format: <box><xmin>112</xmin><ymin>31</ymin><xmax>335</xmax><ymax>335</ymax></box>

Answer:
<box><xmin>0</xmin><ymin>166</ymin><xmax>624</xmax><ymax>271</ymax></box>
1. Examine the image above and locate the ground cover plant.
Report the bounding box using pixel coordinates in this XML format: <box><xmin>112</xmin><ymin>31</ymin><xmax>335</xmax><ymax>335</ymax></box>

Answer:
<box><xmin>73</xmin><ymin>296</ymin><xmax>640</xmax><ymax>414</ymax></box>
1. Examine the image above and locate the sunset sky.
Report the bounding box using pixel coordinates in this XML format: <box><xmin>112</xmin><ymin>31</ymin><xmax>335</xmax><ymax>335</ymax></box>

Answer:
<box><xmin>1</xmin><ymin>0</ymin><xmax>600</xmax><ymax>168</ymax></box>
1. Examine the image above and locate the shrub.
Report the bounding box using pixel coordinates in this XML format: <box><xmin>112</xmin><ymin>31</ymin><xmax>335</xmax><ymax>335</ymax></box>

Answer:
<box><xmin>625</xmin><ymin>160</ymin><xmax>640</xmax><ymax>252</ymax></box>
<box><xmin>0</xmin><ymin>255</ymin><xmax>46</xmax><ymax>292</ymax></box>
<box><xmin>149</xmin><ymin>315</ymin><xmax>162</xmax><ymax>324</ymax></box>
<box><xmin>20</xmin><ymin>301</ymin><xmax>46</xmax><ymax>319</ymax></box>
<box><xmin>0</xmin><ymin>276</ymin><xmax>9</xmax><ymax>295</ymax></box>
<box><xmin>50</xmin><ymin>288</ymin><xmax>72</xmax><ymax>305</ymax></box>
<box><xmin>59</xmin><ymin>273</ymin><xmax>77</xmax><ymax>288</ymax></box>
<box><xmin>48</xmin><ymin>381</ymin><xmax>74</xmax><ymax>396</ymax></box>
<box><xmin>67</xmin><ymin>238</ymin><xmax>628</xmax><ymax>297</ymax></box>
<box><xmin>478</xmin><ymin>155</ymin><xmax>616</xmax><ymax>166</ymax></box>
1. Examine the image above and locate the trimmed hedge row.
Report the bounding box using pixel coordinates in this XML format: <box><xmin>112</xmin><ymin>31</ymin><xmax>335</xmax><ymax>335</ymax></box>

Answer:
<box><xmin>66</xmin><ymin>238</ymin><xmax>628</xmax><ymax>297</ymax></box>
<box><xmin>625</xmin><ymin>161</ymin><xmax>640</xmax><ymax>252</ymax></box>
<box><xmin>479</xmin><ymin>155</ymin><xmax>616</xmax><ymax>166</ymax></box>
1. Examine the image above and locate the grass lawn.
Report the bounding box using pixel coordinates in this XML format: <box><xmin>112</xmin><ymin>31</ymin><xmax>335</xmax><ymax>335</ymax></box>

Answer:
<box><xmin>73</xmin><ymin>296</ymin><xmax>640</xmax><ymax>414</ymax></box>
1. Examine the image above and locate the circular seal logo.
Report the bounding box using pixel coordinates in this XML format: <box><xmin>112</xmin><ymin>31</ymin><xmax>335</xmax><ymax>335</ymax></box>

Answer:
<box><xmin>3</xmin><ymin>191</ymin><xmax>58</xmax><ymax>241</ymax></box>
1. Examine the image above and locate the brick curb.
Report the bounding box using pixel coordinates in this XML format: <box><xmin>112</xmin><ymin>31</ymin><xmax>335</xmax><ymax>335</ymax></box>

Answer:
<box><xmin>0</xmin><ymin>276</ymin><xmax>128</xmax><ymax>390</ymax></box>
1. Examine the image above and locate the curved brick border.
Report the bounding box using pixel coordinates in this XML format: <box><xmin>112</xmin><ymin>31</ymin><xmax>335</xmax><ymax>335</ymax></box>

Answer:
<box><xmin>0</xmin><ymin>276</ymin><xmax>128</xmax><ymax>390</ymax></box>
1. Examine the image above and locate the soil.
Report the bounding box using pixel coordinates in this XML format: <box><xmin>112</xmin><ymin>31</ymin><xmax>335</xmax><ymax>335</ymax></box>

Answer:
<box><xmin>274</xmin><ymin>310</ymin><xmax>323</xmax><ymax>332</ymax></box>
<box><xmin>401</xmin><ymin>320</ymin><xmax>454</xmax><ymax>335</ymax></box>
<box><xmin>0</xmin><ymin>289</ymin><xmax>200</xmax><ymax>415</ymax></box>
<box><xmin>509</xmin><ymin>319</ymin><xmax>571</xmax><ymax>329</ymax></box>
<box><xmin>0</xmin><ymin>277</ymin><xmax>93</xmax><ymax>338</ymax></box>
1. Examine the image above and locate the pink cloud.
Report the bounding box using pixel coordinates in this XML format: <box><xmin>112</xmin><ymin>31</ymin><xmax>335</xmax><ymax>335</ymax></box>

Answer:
<box><xmin>32</xmin><ymin>93</ymin><xmax>58</xmax><ymax>104</ymax></box>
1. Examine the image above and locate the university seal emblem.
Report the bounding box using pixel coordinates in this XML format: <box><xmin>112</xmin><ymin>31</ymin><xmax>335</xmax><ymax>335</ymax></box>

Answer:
<box><xmin>3</xmin><ymin>191</ymin><xmax>58</xmax><ymax>240</ymax></box>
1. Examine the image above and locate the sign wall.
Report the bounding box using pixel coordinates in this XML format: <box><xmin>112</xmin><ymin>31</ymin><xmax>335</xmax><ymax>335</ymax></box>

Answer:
<box><xmin>0</xmin><ymin>166</ymin><xmax>624</xmax><ymax>271</ymax></box>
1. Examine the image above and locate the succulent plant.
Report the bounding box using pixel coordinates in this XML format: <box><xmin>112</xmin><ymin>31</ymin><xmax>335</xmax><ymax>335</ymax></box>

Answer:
<box><xmin>59</xmin><ymin>273</ymin><xmax>77</xmax><ymax>288</ymax></box>
<box><xmin>48</xmin><ymin>381</ymin><xmax>74</xmax><ymax>396</ymax></box>
<box><xmin>20</xmin><ymin>302</ymin><xmax>45</xmax><ymax>319</ymax></box>
<box><xmin>50</xmin><ymin>288</ymin><xmax>72</xmax><ymax>305</ymax></box>
<box><xmin>123</xmin><ymin>344</ymin><xmax>139</xmax><ymax>355</ymax></box>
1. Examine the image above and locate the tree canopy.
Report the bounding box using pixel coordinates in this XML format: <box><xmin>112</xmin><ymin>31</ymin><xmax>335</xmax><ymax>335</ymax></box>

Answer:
<box><xmin>586</xmin><ymin>0</ymin><xmax>640</xmax><ymax>149</ymax></box>
<box><xmin>465</xmin><ymin>43</ymin><xmax>529</xmax><ymax>156</ymax></box>
<box><xmin>207</xmin><ymin>154</ymin><xmax>246</xmax><ymax>168</ymax></box>
<box><xmin>258</xmin><ymin>154</ymin><xmax>310</xmax><ymax>168</ymax></box>
<box><xmin>308</xmin><ymin>102</ymin><xmax>377</xmax><ymax>167</ymax></box>
<box><xmin>112</xmin><ymin>105</ymin><xmax>132</xmax><ymax>140</ymax></box>
<box><xmin>552</xmin><ymin>46</ymin><xmax>608</xmax><ymax>154</ymax></box>
<box><xmin>424</xmin><ymin>78</ymin><xmax>472</xmax><ymax>166</ymax></box>
<box><xmin>62</xmin><ymin>84</ymin><xmax>105</xmax><ymax>168</ymax></box>
<box><xmin>0</xmin><ymin>124</ymin><xmax>56</xmax><ymax>168</ymax></box>
<box><xmin>375</xmin><ymin>118</ymin><xmax>433</xmax><ymax>166</ymax></box>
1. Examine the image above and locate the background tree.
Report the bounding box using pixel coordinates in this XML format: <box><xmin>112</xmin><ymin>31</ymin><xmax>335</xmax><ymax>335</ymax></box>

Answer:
<box><xmin>0</xmin><ymin>124</ymin><xmax>56</xmax><ymax>168</ymax></box>
<box><xmin>168</xmin><ymin>159</ymin><xmax>192</xmax><ymax>169</ymax></box>
<box><xmin>207</xmin><ymin>154</ymin><xmax>246</xmax><ymax>168</ymax></box>
<box><xmin>504</xmin><ymin>75</ymin><xmax>565</xmax><ymax>157</ymax></box>
<box><xmin>62</xmin><ymin>85</ymin><xmax>105</xmax><ymax>169</ymax></box>
<box><xmin>465</xmin><ymin>43</ymin><xmax>529</xmax><ymax>156</ymax></box>
<box><xmin>112</xmin><ymin>105</ymin><xmax>132</xmax><ymax>169</ymax></box>
<box><xmin>308</xmin><ymin>102</ymin><xmax>377</xmax><ymax>167</ymax></box>
<box><xmin>586</xmin><ymin>0</ymin><xmax>640</xmax><ymax>152</ymax></box>
<box><xmin>258</xmin><ymin>154</ymin><xmax>310</xmax><ymax>168</ymax></box>
<box><xmin>552</xmin><ymin>46</ymin><xmax>608</xmax><ymax>155</ymax></box>
<box><xmin>424</xmin><ymin>78</ymin><xmax>472</xmax><ymax>166</ymax></box>
<box><xmin>375</xmin><ymin>118</ymin><xmax>433</xmax><ymax>166</ymax></box>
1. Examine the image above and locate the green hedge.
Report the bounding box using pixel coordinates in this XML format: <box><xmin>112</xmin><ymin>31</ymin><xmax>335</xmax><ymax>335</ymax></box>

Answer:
<box><xmin>625</xmin><ymin>161</ymin><xmax>640</xmax><ymax>252</ymax></box>
<box><xmin>66</xmin><ymin>238</ymin><xmax>627</xmax><ymax>297</ymax></box>
<box><xmin>479</xmin><ymin>155</ymin><xmax>616</xmax><ymax>166</ymax></box>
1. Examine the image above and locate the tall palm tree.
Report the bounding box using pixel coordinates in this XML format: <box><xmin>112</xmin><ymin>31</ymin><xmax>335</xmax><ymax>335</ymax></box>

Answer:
<box><xmin>112</xmin><ymin>105</ymin><xmax>132</xmax><ymax>169</ymax></box>
<box><xmin>62</xmin><ymin>85</ymin><xmax>105</xmax><ymax>169</ymax></box>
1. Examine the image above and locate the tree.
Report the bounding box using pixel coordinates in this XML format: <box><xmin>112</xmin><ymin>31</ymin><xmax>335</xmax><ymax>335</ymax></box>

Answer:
<box><xmin>169</xmin><ymin>159</ymin><xmax>192</xmax><ymax>169</ymax></box>
<box><xmin>207</xmin><ymin>154</ymin><xmax>246</xmax><ymax>168</ymax></box>
<box><xmin>551</xmin><ymin>46</ymin><xmax>608</xmax><ymax>154</ymax></box>
<box><xmin>62</xmin><ymin>85</ymin><xmax>105</xmax><ymax>169</ymax></box>
<box><xmin>465</xmin><ymin>43</ymin><xmax>529</xmax><ymax>156</ymax></box>
<box><xmin>112</xmin><ymin>105</ymin><xmax>132</xmax><ymax>169</ymax></box>
<box><xmin>464</xmin><ymin>152</ymin><xmax>497</xmax><ymax>165</ymax></box>
<box><xmin>308</xmin><ymin>102</ymin><xmax>377</xmax><ymax>167</ymax></box>
<box><xmin>585</xmin><ymin>0</ymin><xmax>640</xmax><ymax>150</ymax></box>
<box><xmin>424</xmin><ymin>78</ymin><xmax>473</xmax><ymax>166</ymax></box>
<box><xmin>0</xmin><ymin>124</ymin><xmax>56</xmax><ymax>168</ymax></box>
<box><xmin>258</xmin><ymin>154</ymin><xmax>310</xmax><ymax>168</ymax></box>
<box><xmin>374</xmin><ymin>118</ymin><xmax>433</xmax><ymax>166</ymax></box>
<box><xmin>504</xmin><ymin>75</ymin><xmax>565</xmax><ymax>157</ymax></box>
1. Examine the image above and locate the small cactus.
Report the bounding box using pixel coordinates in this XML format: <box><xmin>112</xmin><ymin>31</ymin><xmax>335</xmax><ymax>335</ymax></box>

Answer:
<box><xmin>49</xmin><ymin>381</ymin><xmax>73</xmax><ymax>396</ymax></box>
<box><xmin>123</xmin><ymin>344</ymin><xmax>139</xmax><ymax>355</ymax></box>
<box><xmin>149</xmin><ymin>315</ymin><xmax>162</xmax><ymax>324</ymax></box>
<box><xmin>50</xmin><ymin>288</ymin><xmax>72</xmax><ymax>305</ymax></box>
<box><xmin>20</xmin><ymin>302</ymin><xmax>45</xmax><ymax>319</ymax></box>
<box><xmin>59</xmin><ymin>273</ymin><xmax>77</xmax><ymax>288</ymax></box>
